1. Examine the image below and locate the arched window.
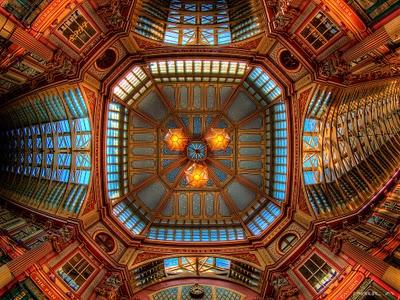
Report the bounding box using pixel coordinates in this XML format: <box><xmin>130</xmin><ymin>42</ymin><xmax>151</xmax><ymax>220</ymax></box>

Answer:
<box><xmin>279</xmin><ymin>234</ymin><xmax>298</xmax><ymax>253</ymax></box>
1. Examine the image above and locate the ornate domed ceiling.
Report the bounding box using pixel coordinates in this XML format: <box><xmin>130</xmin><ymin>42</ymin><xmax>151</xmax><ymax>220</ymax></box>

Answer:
<box><xmin>0</xmin><ymin>0</ymin><xmax>399</xmax><ymax>298</ymax></box>
<box><xmin>106</xmin><ymin>59</ymin><xmax>289</xmax><ymax>242</ymax></box>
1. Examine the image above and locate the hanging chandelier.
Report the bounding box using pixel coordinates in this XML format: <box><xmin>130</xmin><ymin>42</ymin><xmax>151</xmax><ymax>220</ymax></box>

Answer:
<box><xmin>185</xmin><ymin>163</ymin><xmax>209</xmax><ymax>188</ymax></box>
<box><xmin>205</xmin><ymin>128</ymin><xmax>230</xmax><ymax>151</ymax></box>
<box><xmin>164</xmin><ymin>127</ymin><xmax>231</xmax><ymax>188</ymax></box>
<box><xmin>164</xmin><ymin>128</ymin><xmax>188</xmax><ymax>151</ymax></box>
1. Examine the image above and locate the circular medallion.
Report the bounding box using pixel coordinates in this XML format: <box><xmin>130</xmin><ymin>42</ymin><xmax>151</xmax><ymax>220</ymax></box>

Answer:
<box><xmin>279</xmin><ymin>50</ymin><xmax>300</xmax><ymax>71</ymax></box>
<box><xmin>96</xmin><ymin>48</ymin><xmax>117</xmax><ymax>70</ymax></box>
<box><xmin>187</xmin><ymin>141</ymin><xmax>207</xmax><ymax>161</ymax></box>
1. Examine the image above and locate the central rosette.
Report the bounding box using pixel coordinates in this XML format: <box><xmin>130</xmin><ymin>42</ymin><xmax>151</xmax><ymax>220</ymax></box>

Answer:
<box><xmin>164</xmin><ymin>128</ymin><xmax>231</xmax><ymax>188</ymax></box>
<box><xmin>187</xmin><ymin>141</ymin><xmax>207</xmax><ymax>161</ymax></box>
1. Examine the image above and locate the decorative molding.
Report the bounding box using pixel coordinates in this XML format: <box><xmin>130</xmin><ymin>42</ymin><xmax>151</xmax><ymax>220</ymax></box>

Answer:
<box><xmin>226</xmin><ymin>36</ymin><xmax>263</xmax><ymax>50</ymax></box>
<box><xmin>229</xmin><ymin>252</ymin><xmax>260</xmax><ymax>266</ymax></box>
<box><xmin>269</xmin><ymin>42</ymin><xmax>308</xmax><ymax>82</ymax></box>
<box><xmin>134</xmin><ymin>35</ymin><xmax>164</xmax><ymax>49</ymax></box>
<box><xmin>132</xmin><ymin>252</ymin><xmax>165</xmax><ymax>265</ymax></box>
<box><xmin>292</xmin><ymin>87</ymin><xmax>312</xmax><ymax>214</ymax></box>
<box><xmin>88</xmin><ymin>41</ymin><xmax>127</xmax><ymax>80</ymax></box>
<box><xmin>267</xmin><ymin>222</ymin><xmax>306</xmax><ymax>260</ymax></box>
<box><xmin>96</xmin><ymin>0</ymin><xmax>130</xmax><ymax>31</ymax></box>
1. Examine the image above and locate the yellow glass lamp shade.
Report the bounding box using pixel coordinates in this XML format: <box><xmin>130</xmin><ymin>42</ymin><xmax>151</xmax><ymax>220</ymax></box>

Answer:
<box><xmin>164</xmin><ymin>128</ymin><xmax>188</xmax><ymax>151</ymax></box>
<box><xmin>205</xmin><ymin>128</ymin><xmax>231</xmax><ymax>151</ymax></box>
<box><xmin>185</xmin><ymin>163</ymin><xmax>209</xmax><ymax>188</ymax></box>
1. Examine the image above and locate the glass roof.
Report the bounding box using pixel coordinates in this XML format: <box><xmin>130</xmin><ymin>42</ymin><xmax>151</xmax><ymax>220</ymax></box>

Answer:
<box><xmin>0</xmin><ymin>86</ymin><xmax>92</xmax><ymax>217</ymax></box>
<box><xmin>133</xmin><ymin>0</ymin><xmax>263</xmax><ymax>46</ymax></box>
<box><xmin>302</xmin><ymin>80</ymin><xmax>400</xmax><ymax>217</ymax></box>
<box><xmin>106</xmin><ymin>59</ymin><xmax>288</xmax><ymax>242</ymax></box>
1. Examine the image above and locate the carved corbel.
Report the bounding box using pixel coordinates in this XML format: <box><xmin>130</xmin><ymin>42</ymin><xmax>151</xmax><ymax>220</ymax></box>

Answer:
<box><xmin>95</xmin><ymin>272</ymin><xmax>123</xmax><ymax>300</ymax></box>
<box><xmin>97</xmin><ymin>0</ymin><xmax>130</xmax><ymax>30</ymax></box>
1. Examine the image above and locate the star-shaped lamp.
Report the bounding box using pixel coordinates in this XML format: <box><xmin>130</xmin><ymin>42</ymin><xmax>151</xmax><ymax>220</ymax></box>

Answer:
<box><xmin>185</xmin><ymin>163</ymin><xmax>209</xmax><ymax>188</ymax></box>
<box><xmin>205</xmin><ymin>128</ymin><xmax>230</xmax><ymax>151</ymax></box>
<box><xmin>164</xmin><ymin>128</ymin><xmax>188</xmax><ymax>151</ymax></box>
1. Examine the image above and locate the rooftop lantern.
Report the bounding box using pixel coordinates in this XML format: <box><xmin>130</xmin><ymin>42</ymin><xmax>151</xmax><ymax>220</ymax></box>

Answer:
<box><xmin>164</xmin><ymin>128</ymin><xmax>188</xmax><ymax>151</ymax></box>
<box><xmin>205</xmin><ymin>128</ymin><xmax>230</xmax><ymax>151</ymax></box>
<box><xmin>185</xmin><ymin>163</ymin><xmax>209</xmax><ymax>188</ymax></box>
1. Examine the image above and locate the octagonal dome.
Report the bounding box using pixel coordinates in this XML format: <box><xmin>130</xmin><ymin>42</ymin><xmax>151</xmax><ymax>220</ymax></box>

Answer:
<box><xmin>105</xmin><ymin>59</ymin><xmax>289</xmax><ymax>243</ymax></box>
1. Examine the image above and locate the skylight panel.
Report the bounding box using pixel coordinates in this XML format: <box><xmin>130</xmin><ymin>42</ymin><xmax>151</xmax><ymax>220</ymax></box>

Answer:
<box><xmin>113</xmin><ymin>66</ymin><xmax>151</xmax><ymax>103</ymax></box>
<box><xmin>119</xmin><ymin>79</ymin><xmax>134</xmax><ymax>94</ymax></box>
<box><xmin>164</xmin><ymin>30</ymin><xmax>179</xmax><ymax>44</ymax></box>
<box><xmin>220</xmin><ymin>61</ymin><xmax>228</xmax><ymax>73</ymax></box>
<box><xmin>203</xmin><ymin>61</ymin><xmax>211</xmax><ymax>72</ymax></box>
<box><xmin>185</xmin><ymin>60</ymin><xmax>193</xmax><ymax>72</ymax></box>
<box><xmin>247</xmin><ymin>202</ymin><xmax>281</xmax><ymax>235</ymax></box>
<box><xmin>176</xmin><ymin>60</ymin><xmax>184</xmax><ymax>72</ymax></box>
<box><xmin>113</xmin><ymin>86</ymin><xmax>127</xmax><ymax>99</ymax></box>
<box><xmin>113</xmin><ymin>200</ymin><xmax>146</xmax><ymax>235</ymax></box>
<box><xmin>244</xmin><ymin>67</ymin><xmax>281</xmax><ymax>106</ymax></box>
<box><xmin>106</xmin><ymin>102</ymin><xmax>128</xmax><ymax>199</ymax></box>
<box><xmin>194</xmin><ymin>60</ymin><xmax>202</xmax><ymax>73</ymax></box>
<box><xmin>149</xmin><ymin>60</ymin><xmax>248</xmax><ymax>82</ymax></box>
<box><xmin>147</xmin><ymin>226</ymin><xmax>246</xmax><ymax>241</ymax></box>
<box><xmin>211</xmin><ymin>61</ymin><xmax>220</xmax><ymax>73</ymax></box>
<box><xmin>237</xmin><ymin>63</ymin><xmax>247</xmax><ymax>75</ymax></box>
<box><xmin>167</xmin><ymin>60</ymin><xmax>176</xmax><ymax>73</ymax></box>
<box><xmin>264</xmin><ymin>103</ymin><xmax>288</xmax><ymax>202</ymax></box>
<box><xmin>64</xmin><ymin>89</ymin><xmax>87</xmax><ymax>119</ymax></box>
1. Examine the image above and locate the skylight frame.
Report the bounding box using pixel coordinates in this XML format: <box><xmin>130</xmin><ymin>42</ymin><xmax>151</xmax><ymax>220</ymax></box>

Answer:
<box><xmin>147</xmin><ymin>225</ymin><xmax>246</xmax><ymax>242</ymax></box>
<box><xmin>134</xmin><ymin>0</ymin><xmax>264</xmax><ymax>46</ymax></box>
<box><xmin>113</xmin><ymin>199</ymin><xmax>147</xmax><ymax>235</ymax></box>
<box><xmin>149</xmin><ymin>59</ymin><xmax>248</xmax><ymax>82</ymax></box>
<box><xmin>113</xmin><ymin>66</ymin><xmax>152</xmax><ymax>105</ymax></box>
<box><xmin>106</xmin><ymin>102</ymin><xmax>129</xmax><ymax>200</ymax></box>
